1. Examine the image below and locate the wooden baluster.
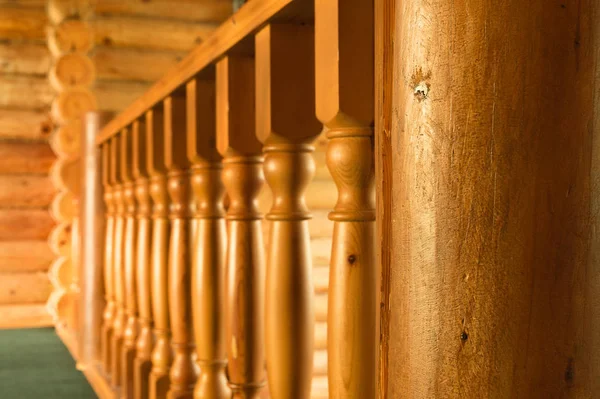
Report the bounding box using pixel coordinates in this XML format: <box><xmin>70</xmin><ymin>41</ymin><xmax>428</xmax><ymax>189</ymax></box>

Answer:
<box><xmin>111</xmin><ymin>133</ymin><xmax>127</xmax><ymax>389</ymax></box>
<box><xmin>255</xmin><ymin>24</ymin><xmax>320</xmax><ymax>399</ymax></box>
<box><xmin>315</xmin><ymin>2</ymin><xmax>376</xmax><ymax>398</ymax></box>
<box><xmin>133</xmin><ymin>118</ymin><xmax>153</xmax><ymax>399</ymax></box>
<box><xmin>122</xmin><ymin>126</ymin><xmax>139</xmax><ymax>399</ymax></box>
<box><xmin>101</xmin><ymin>140</ymin><xmax>116</xmax><ymax>377</ymax></box>
<box><xmin>186</xmin><ymin>77</ymin><xmax>229</xmax><ymax>399</ymax></box>
<box><xmin>165</xmin><ymin>92</ymin><xmax>198</xmax><ymax>399</ymax></box>
<box><xmin>216</xmin><ymin>55</ymin><xmax>266</xmax><ymax>399</ymax></box>
<box><xmin>147</xmin><ymin>107</ymin><xmax>173</xmax><ymax>399</ymax></box>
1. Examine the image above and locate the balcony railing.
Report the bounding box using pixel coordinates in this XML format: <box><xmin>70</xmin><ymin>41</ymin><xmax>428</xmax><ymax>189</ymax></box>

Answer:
<box><xmin>66</xmin><ymin>0</ymin><xmax>375</xmax><ymax>398</ymax></box>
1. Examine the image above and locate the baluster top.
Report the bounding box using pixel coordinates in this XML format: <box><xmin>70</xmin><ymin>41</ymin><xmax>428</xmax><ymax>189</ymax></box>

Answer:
<box><xmin>146</xmin><ymin>107</ymin><xmax>168</xmax><ymax>177</ymax></box>
<box><xmin>164</xmin><ymin>92</ymin><xmax>191</xmax><ymax>172</ymax></box>
<box><xmin>186</xmin><ymin>77</ymin><xmax>220</xmax><ymax>165</ymax></box>
<box><xmin>132</xmin><ymin>119</ymin><xmax>149</xmax><ymax>180</ymax></box>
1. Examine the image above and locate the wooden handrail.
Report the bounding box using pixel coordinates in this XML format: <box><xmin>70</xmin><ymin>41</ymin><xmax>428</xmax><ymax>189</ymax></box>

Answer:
<box><xmin>95</xmin><ymin>0</ymin><xmax>312</xmax><ymax>146</ymax></box>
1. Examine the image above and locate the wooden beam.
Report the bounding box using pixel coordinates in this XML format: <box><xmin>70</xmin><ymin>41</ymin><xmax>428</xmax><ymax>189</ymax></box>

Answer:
<box><xmin>0</xmin><ymin>109</ymin><xmax>54</xmax><ymax>141</ymax></box>
<box><xmin>0</xmin><ymin>175</ymin><xmax>55</xmax><ymax>208</ymax></box>
<box><xmin>0</xmin><ymin>240</ymin><xmax>54</xmax><ymax>273</ymax></box>
<box><xmin>0</xmin><ymin>303</ymin><xmax>52</xmax><ymax>329</ymax></box>
<box><xmin>0</xmin><ymin>141</ymin><xmax>55</xmax><ymax>174</ymax></box>
<box><xmin>0</xmin><ymin>6</ymin><xmax>47</xmax><ymax>42</ymax></box>
<box><xmin>92</xmin><ymin>17</ymin><xmax>218</xmax><ymax>52</ymax></box>
<box><xmin>0</xmin><ymin>209</ymin><xmax>54</xmax><ymax>240</ymax></box>
<box><xmin>92</xmin><ymin>47</ymin><xmax>184</xmax><ymax>82</ymax></box>
<box><xmin>0</xmin><ymin>272</ymin><xmax>51</xmax><ymax>305</ymax></box>
<box><xmin>97</xmin><ymin>0</ymin><xmax>313</xmax><ymax>144</ymax></box>
<box><xmin>95</xmin><ymin>80</ymin><xmax>152</xmax><ymax>112</ymax></box>
<box><xmin>0</xmin><ymin>75</ymin><xmax>54</xmax><ymax>110</ymax></box>
<box><xmin>0</xmin><ymin>42</ymin><xmax>50</xmax><ymax>75</ymax></box>
<box><xmin>95</xmin><ymin>0</ymin><xmax>232</xmax><ymax>23</ymax></box>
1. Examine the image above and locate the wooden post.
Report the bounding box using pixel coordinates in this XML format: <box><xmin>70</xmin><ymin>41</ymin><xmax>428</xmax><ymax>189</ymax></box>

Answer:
<box><xmin>216</xmin><ymin>55</ymin><xmax>266</xmax><ymax>399</ymax></box>
<box><xmin>133</xmin><ymin>118</ymin><xmax>153</xmax><ymax>399</ymax></box>
<box><xmin>378</xmin><ymin>0</ymin><xmax>600</xmax><ymax>396</ymax></box>
<box><xmin>187</xmin><ymin>77</ymin><xmax>230</xmax><ymax>399</ymax></box>
<box><xmin>122</xmin><ymin>126</ymin><xmax>139</xmax><ymax>399</ymax></box>
<box><xmin>101</xmin><ymin>139</ymin><xmax>115</xmax><ymax>377</ymax></box>
<box><xmin>147</xmin><ymin>106</ymin><xmax>173</xmax><ymax>399</ymax></box>
<box><xmin>255</xmin><ymin>24</ymin><xmax>320</xmax><ymax>399</ymax></box>
<box><xmin>315</xmin><ymin>1</ymin><xmax>376</xmax><ymax>398</ymax></box>
<box><xmin>111</xmin><ymin>132</ymin><xmax>127</xmax><ymax>389</ymax></box>
<box><xmin>165</xmin><ymin>92</ymin><xmax>198</xmax><ymax>399</ymax></box>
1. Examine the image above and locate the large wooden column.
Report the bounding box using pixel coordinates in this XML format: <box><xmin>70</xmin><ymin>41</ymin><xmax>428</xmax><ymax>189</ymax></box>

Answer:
<box><xmin>255</xmin><ymin>24</ymin><xmax>320</xmax><ymax>399</ymax></box>
<box><xmin>122</xmin><ymin>126</ymin><xmax>139</xmax><ymax>399</ymax></box>
<box><xmin>132</xmin><ymin>118</ymin><xmax>154</xmax><ymax>399</ymax></box>
<box><xmin>101</xmin><ymin>140</ymin><xmax>116</xmax><ymax>376</ymax></box>
<box><xmin>147</xmin><ymin>107</ymin><xmax>173</xmax><ymax>399</ymax></box>
<box><xmin>315</xmin><ymin>1</ymin><xmax>376</xmax><ymax>398</ymax></box>
<box><xmin>111</xmin><ymin>133</ymin><xmax>127</xmax><ymax>389</ymax></box>
<box><xmin>216</xmin><ymin>55</ymin><xmax>266</xmax><ymax>399</ymax></box>
<box><xmin>165</xmin><ymin>93</ymin><xmax>198</xmax><ymax>399</ymax></box>
<box><xmin>187</xmin><ymin>77</ymin><xmax>230</xmax><ymax>399</ymax></box>
<box><xmin>378</xmin><ymin>0</ymin><xmax>600</xmax><ymax>397</ymax></box>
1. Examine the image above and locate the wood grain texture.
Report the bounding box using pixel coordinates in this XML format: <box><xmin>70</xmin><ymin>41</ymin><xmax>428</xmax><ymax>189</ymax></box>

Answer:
<box><xmin>0</xmin><ymin>6</ymin><xmax>46</xmax><ymax>41</ymax></box>
<box><xmin>0</xmin><ymin>303</ymin><xmax>52</xmax><ymax>329</ymax></box>
<box><xmin>0</xmin><ymin>42</ymin><xmax>50</xmax><ymax>75</ymax></box>
<box><xmin>0</xmin><ymin>75</ymin><xmax>54</xmax><ymax>109</ymax></box>
<box><xmin>0</xmin><ymin>109</ymin><xmax>54</xmax><ymax>141</ymax></box>
<box><xmin>0</xmin><ymin>141</ymin><xmax>55</xmax><ymax>174</ymax></box>
<box><xmin>383</xmin><ymin>0</ymin><xmax>600</xmax><ymax>397</ymax></box>
<box><xmin>95</xmin><ymin>0</ymin><xmax>232</xmax><ymax>23</ymax></box>
<box><xmin>92</xmin><ymin>47</ymin><xmax>184</xmax><ymax>82</ymax></box>
<box><xmin>0</xmin><ymin>272</ymin><xmax>51</xmax><ymax>305</ymax></box>
<box><xmin>0</xmin><ymin>175</ymin><xmax>55</xmax><ymax>208</ymax></box>
<box><xmin>0</xmin><ymin>240</ymin><xmax>54</xmax><ymax>273</ymax></box>
<box><xmin>0</xmin><ymin>209</ymin><xmax>54</xmax><ymax>240</ymax></box>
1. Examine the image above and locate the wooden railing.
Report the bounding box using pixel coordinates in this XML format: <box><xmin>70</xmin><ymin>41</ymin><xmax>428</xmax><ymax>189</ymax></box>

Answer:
<box><xmin>73</xmin><ymin>0</ymin><xmax>375</xmax><ymax>398</ymax></box>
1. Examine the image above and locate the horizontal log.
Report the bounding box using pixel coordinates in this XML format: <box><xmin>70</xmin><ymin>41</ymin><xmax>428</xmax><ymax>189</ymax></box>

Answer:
<box><xmin>0</xmin><ymin>6</ymin><xmax>47</xmax><ymax>42</ymax></box>
<box><xmin>313</xmin><ymin>267</ymin><xmax>329</xmax><ymax>294</ymax></box>
<box><xmin>48</xmin><ymin>256</ymin><xmax>72</xmax><ymax>290</ymax></box>
<box><xmin>48</xmin><ymin>223</ymin><xmax>71</xmax><ymax>257</ymax></box>
<box><xmin>0</xmin><ymin>42</ymin><xmax>50</xmax><ymax>75</ymax></box>
<box><xmin>50</xmin><ymin>191</ymin><xmax>75</xmax><ymax>223</ymax></box>
<box><xmin>95</xmin><ymin>80</ymin><xmax>151</xmax><ymax>112</ymax></box>
<box><xmin>93</xmin><ymin>16</ymin><xmax>218</xmax><ymax>51</ymax></box>
<box><xmin>95</xmin><ymin>0</ymin><xmax>232</xmax><ymax>23</ymax></box>
<box><xmin>0</xmin><ymin>175</ymin><xmax>55</xmax><ymax>208</ymax></box>
<box><xmin>311</xmin><ymin>376</ymin><xmax>328</xmax><ymax>399</ymax></box>
<box><xmin>308</xmin><ymin>210</ymin><xmax>333</xmax><ymax>238</ymax></box>
<box><xmin>50</xmin><ymin>158</ymin><xmax>81</xmax><ymax>194</ymax></box>
<box><xmin>257</xmin><ymin>179</ymin><xmax>337</xmax><ymax>213</ymax></box>
<box><xmin>0</xmin><ymin>109</ymin><xmax>54</xmax><ymax>141</ymax></box>
<box><xmin>47</xmin><ymin>0</ymin><xmax>93</xmax><ymax>25</ymax></box>
<box><xmin>0</xmin><ymin>303</ymin><xmax>53</xmax><ymax>329</ymax></box>
<box><xmin>315</xmin><ymin>292</ymin><xmax>327</xmax><ymax>322</ymax></box>
<box><xmin>0</xmin><ymin>209</ymin><xmax>54</xmax><ymax>240</ymax></box>
<box><xmin>0</xmin><ymin>75</ymin><xmax>54</xmax><ymax>110</ymax></box>
<box><xmin>0</xmin><ymin>240</ymin><xmax>54</xmax><ymax>273</ymax></box>
<box><xmin>313</xmin><ymin>350</ymin><xmax>327</xmax><ymax>376</ymax></box>
<box><xmin>47</xmin><ymin>18</ymin><xmax>94</xmax><ymax>56</ymax></box>
<box><xmin>0</xmin><ymin>272</ymin><xmax>51</xmax><ymax>305</ymax></box>
<box><xmin>92</xmin><ymin>46</ymin><xmax>184</xmax><ymax>82</ymax></box>
<box><xmin>0</xmin><ymin>141</ymin><xmax>55</xmax><ymax>174</ymax></box>
<box><xmin>314</xmin><ymin>322</ymin><xmax>327</xmax><ymax>350</ymax></box>
<box><xmin>312</xmin><ymin>237</ymin><xmax>332</xmax><ymax>268</ymax></box>
<box><xmin>50</xmin><ymin>87</ymin><xmax>97</xmax><ymax>124</ymax></box>
<box><xmin>49</xmin><ymin>52</ymin><xmax>96</xmax><ymax>90</ymax></box>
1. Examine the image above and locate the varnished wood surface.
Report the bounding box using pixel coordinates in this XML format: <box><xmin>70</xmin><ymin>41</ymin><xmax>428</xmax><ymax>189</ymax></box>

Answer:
<box><xmin>382</xmin><ymin>0</ymin><xmax>600</xmax><ymax>397</ymax></box>
<box><xmin>96</xmin><ymin>0</ymin><xmax>313</xmax><ymax>145</ymax></box>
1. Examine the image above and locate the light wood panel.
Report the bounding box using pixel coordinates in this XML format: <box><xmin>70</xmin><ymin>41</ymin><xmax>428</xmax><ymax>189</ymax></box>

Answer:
<box><xmin>0</xmin><ymin>175</ymin><xmax>55</xmax><ymax>208</ymax></box>
<box><xmin>0</xmin><ymin>304</ymin><xmax>52</xmax><ymax>329</ymax></box>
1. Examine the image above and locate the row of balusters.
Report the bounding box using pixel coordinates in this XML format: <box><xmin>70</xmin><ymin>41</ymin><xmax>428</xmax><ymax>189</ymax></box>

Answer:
<box><xmin>98</xmin><ymin>15</ymin><xmax>374</xmax><ymax>399</ymax></box>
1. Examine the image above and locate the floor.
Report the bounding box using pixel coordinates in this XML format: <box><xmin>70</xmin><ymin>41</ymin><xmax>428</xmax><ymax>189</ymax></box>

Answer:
<box><xmin>0</xmin><ymin>327</ymin><xmax>96</xmax><ymax>398</ymax></box>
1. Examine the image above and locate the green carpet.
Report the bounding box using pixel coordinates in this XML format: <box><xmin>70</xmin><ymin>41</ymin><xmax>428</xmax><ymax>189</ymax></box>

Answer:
<box><xmin>0</xmin><ymin>327</ymin><xmax>96</xmax><ymax>398</ymax></box>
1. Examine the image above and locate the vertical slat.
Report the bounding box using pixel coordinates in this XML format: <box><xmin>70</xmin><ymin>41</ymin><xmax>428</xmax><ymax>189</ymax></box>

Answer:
<box><xmin>101</xmin><ymin>139</ymin><xmax>115</xmax><ymax>376</ymax></box>
<box><xmin>255</xmin><ymin>24</ymin><xmax>321</xmax><ymax>399</ymax></box>
<box><xmin>164</xmin><ymin>92</ymin><xmax>198</xmax><ymax>399</ymax></box>
<box><xmin>133</xmin><ymin>118</ymin><xmax>153</xmax><ymax>399</ymax></box>
<box><xmin>147</xmin><ymin>106</ymin><xmax>173</xmax><ymax>399</ymax></box>
<box><xmin>111</xmin><ymin>132</ymin><xmax>127</xmax><ymax>389</ymax></box>
<box><xmin>122</xmin><ymin>126</ymin><xmax>139</xmax><ymax>399</ymax></box>
<box><xmin>315</xmin><ymin>1</ymin><xmax>376</xmax><ymax>398</ymax></box>
<box><xmin>216</xmin><ymin>55</ymin><xmax>266</xmax><ymax>399</ymax></box>
<box><xmin>187</xmin><ymin>77</ymin><xmax>230</xmax><ymax>398</ymax></box>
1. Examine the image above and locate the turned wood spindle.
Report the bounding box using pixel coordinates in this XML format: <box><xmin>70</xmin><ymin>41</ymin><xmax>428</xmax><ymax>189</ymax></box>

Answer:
<box><xmin>122</xmin><ymin>126</ymin><xmax>140</xmax><ymax>399</ymax></box>
<box><xmin>165</xmin><ymin>93</ymin><xmax>198</xmax><ymax>399</ymax></box>
<box><xmin>111</xmin><ymin>133</ymin><xmax>127</xmax><ymax>389</ymax></box>
<box><xmin>216</xmin><ymin>55</ymin><xmax>266</xmax><ymax>399</ymax></box>
<box><xmin>132</xmin><ymin>118</ymin><xmax>154</xmax><ymax>399</ymax></box>
<box><xmin>187</xmin><ymin>77</ymin><xmax>230</xmax><ymax>399</ymax></box>
<box><xmin>255</xmin><ymin>24</ymin><xmax>320</xmax><ymax>399</ymax></box>
<box><xmin>101</xmin><ymin>141</ymin><xmax>116</xmax><ymax>377</ymax></box>
<box><xmin>147</xmin><ymin>107</ymin><xmax>173</xmax><ymax>399</ymax></box>
<box><xmin>315</xmin><ymin>1</ymin><xmax>376</xmax><ymax>397</ymax></box>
